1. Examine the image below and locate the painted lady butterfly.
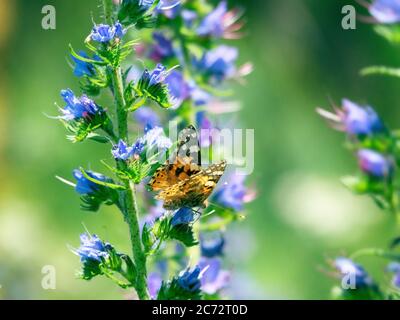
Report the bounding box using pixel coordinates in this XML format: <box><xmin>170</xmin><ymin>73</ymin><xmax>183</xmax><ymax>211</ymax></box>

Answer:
<box><xmin>148</xmin><ymin>125</ymin><xmax>227</xmax><ymax>210</ymax></box>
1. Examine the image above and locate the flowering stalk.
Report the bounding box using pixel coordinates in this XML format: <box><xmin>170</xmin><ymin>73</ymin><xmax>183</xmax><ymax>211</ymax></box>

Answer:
<box><xmin>102</xmin><ymin>0</ymin><xmax>149</xmax><ymax>300</ymax></box>
<box><xmin>320</xmin><ymin>1</ymin><xmax>400</xmax><ymax>300</ymax></box>
<box><xmin>56</xmin><ymin>0</ymin><xmax>254</xmax><ymax>301</ymax></box>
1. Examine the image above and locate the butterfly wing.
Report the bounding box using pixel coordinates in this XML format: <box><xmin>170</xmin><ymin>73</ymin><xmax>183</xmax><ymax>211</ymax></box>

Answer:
<box><xmin>148</xmin><ymin>125</ymin><xmax>202</xmax><ymax>191</ymax></box>
<box><xmin>156</xmin><ymin>160</ymin><xmax>227</xmax><ymax>210</ymax></box>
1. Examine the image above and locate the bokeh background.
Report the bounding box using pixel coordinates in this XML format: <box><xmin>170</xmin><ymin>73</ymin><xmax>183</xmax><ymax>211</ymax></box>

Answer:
<box><xmin>1</xmin><ymin>0</ymin><xmax>400</xmax><ymax>299</ymax></box>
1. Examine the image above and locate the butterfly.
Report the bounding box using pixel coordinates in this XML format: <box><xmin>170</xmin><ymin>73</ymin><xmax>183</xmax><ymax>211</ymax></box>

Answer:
<box><xmin>148</xmin><ymin>125</ymin><xmax>227</xmax><ymax>210</ymax></box>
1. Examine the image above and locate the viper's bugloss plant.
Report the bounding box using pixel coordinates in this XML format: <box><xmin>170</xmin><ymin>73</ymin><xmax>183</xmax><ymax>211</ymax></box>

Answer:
<box><xmin>317</xmin><ymin>1</ymin><xmax>400</xmax><ymax>300</ymax></box>
<box><xmin>55</xmin><ymin>0</ymin><xmax>254</xmax><ymax>300</ymax></box>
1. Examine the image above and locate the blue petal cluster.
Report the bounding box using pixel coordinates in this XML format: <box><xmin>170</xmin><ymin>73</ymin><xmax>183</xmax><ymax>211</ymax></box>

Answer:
<box><xmin>73</xmin><ymin>169</ymin><xmax>106</xmax><ymax>195</ymax></box>
<box><xmin>341</xmin><ymin>99</ymin><xmax>384</xmax><ymax>136</ymax></box>
<box><xmin>177</xmin><ymin>266</ymin><xmax>202</xmax><ymax>292</ymax></box>
<box><xmin>334</xmin><ymin>257</ymin><xmax>374</xmax><ymax>288</ymax></box>
<box><xmin>60</xmin><ymin>89</ymin><xmax>103</xmax><ymax>120</ymax></box>
<box><xmin>112</xmin><ymin>139</ymin><xmax>145</xmax><ymax>161</ymax></box>
<box><xmin>369</xmin><ymin>0</ymin><xmax>400</xmax><ymax>24</ymax></box>
<box><xmin>74</xmin><ymin>232</ymin><xmax>111</xmax><ymax>263</ymax></box>
<box><xmin>195</xmin><ymin>45</ymin><xmax>238</xmax><ymax>82</ymax></box>
<box><xmin>198</xmin><ymin>258</ymin><xmax>230</xmax><ymax>295</ymax></box>
<box><xmin>357</xmin><ymin>149</ymin><xmax>393</xmax><ymax>178</ymax></box>
<box><xmin>90</xmin><ymin>22</ymin><xmax>126</xmax><ymax>43</ymax></box>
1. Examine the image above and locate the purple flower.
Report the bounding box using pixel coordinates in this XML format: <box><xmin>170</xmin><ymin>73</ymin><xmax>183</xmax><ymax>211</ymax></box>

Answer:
<box><xmin>213</xmin><ymin>174</ymin><xmax>255</xmax><ymax>211</ymax></box>
<box><xmin>197</xmin><ymin>112</ymin><xmax>213</xmax><ymax>147</ymax></box>
<box><xmin>142</xmin><ymin>126</ymin><xmax>172</xmax><ymax>150</ymax></box>
<box><xmin>200</xmin><ymin>233</ymin><xmax>225</xmax><ymax>258</ymax></box>
<box><xmin>71</xmin><ymin>51</ymin><xmax>98</xmax><ymax>77</ymax></box>
<box><xmin>199</xmin><ymin>258</ymin><xmax>230</xmax><ymax>295</ymax></box>
<box><xmin>197</xmin><ymin>1</ymin><xmax>243</xmax><ymax>39</ymax></box>
<box><xmin>177</xmin><ymin>266</ymin><xmax>202</xmax><ymax>292</ymax></box>
<box><xmin>148</xmin><ymin>272</ymin><xmax>163</xmax><ymax>299</ymax></box>
<box><xmin>90</xmin><ymin>22</ymin><xmax>126</xmax><ymax>43</ymax></box>
<box><xmin>171</xmin><ymin>207</ymin><xmax>196</xmax><ymax>226</ymax></box>
<box><xmin>369</xmin><ymin>0</ymin><xmax>400</xmax><ymax>24</ymax></box>
<box><xmin>387</xmin><ymin>262</ymin><xmax>400</xmax><ymax>288</ymax></box>
<box><xmin>197</xmin><ymin>1</ymin><xmax>228</xmax><ymax>37</ymax></box>
<box><xmin>195</xmin><ymin>45</ymin><xmax>238</xmax><ymax>82</ymax></box>
<box><xmin>317</xmin><ymin>99</ymin><xmax>384</xmax><ymax>136</ymax></box>
<box><xmin>143</xmin><ymin>201</ymin><xmax>165</xmax><ymax>225</ymax></box>
<box><xmin>134</xmin><ymin>107</ymin><xmax>160</xmax><ymax>129</ymax></box>
<box><xmin>149</xmin><ymin>33</ymin><xmax>175</xmax><ymax>62</ymax></box>
<box><xmin>112</xmin><ymin>139</ymin><xmax>145</xmax><ymax>160</ymax></box>
<box><xmin>73</xmin><ymin>169</ymin><xmax>106</xmax><ymax>195</ymax></box>
<box><xmin>59</xmin><ymin>89</ymin><xmax>103</xmax><ymax>121</ymax></box>
<box><xmin>334</xmin><ymin>257</ymin><xmax>373</xmax><ymax>288</ymax></box>
<box><xmin>165</xmin><ymin>70</ymin><xmax>190</xmax><ymax>107</ymax></box>
<box><xmin>182</xmin><ymin>9</ymin><xmax>197</xmax><ymax>27</ymax></box>
<box><xmin>189</xmin><ymin>83</ymin><xmax>211</xmax><ymax>106</ymax></box>
<box><xmin>357</xmin><ymin>149</ymin><xmax>393</xmax><ymax>178</ymax></box>
<box><xmin>73</xmin><ymin>233</ymin><xmax>111</xmax><ymax>263</ymax></box>
<box><xmin>342</xmin><ymin>99</ymin><xmax>384</xmax><ymax>135</ymax></box>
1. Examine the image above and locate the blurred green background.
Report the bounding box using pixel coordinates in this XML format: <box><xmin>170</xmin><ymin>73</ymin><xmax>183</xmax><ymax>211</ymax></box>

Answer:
<box><xmin>1</xmin><ymin>0</ymin><xmax>400</xmax><ymax>299</ymax></box>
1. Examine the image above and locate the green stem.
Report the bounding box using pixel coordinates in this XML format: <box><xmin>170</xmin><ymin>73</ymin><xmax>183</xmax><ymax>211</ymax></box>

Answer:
<box><xmin>350</xmin><ymin>248</ymin><xmax>400</xmax><ymax>261</ymax></box>
<box><xmin>102</xmin><ymin>0</ymin><xmax>114</xmax><ymax>25</ymax></box>
<box><xmin>102</xmin><ymin>0</ymin><xmax>149</xmax><ymax>300</ymax></box>
<box><xmin>123</xmin><ymin>181</ymin><xmax>149</xmax><ymax>299</ymax></box>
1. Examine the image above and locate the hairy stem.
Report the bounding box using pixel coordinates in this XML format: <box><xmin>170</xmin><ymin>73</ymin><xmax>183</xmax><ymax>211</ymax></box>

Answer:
<box><xmin>103</xmin><ymin>0</ymin><xmax>149</xmax><ymax>300</ymax></box>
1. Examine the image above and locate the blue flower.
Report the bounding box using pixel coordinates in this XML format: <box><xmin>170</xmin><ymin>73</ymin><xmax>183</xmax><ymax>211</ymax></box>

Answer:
<box><xmin>189</xmin><ymin>83</ymin><xmax>211</xmax><ymax>106</ymax></box>
<box><xmin>148</xmin><ymin>272</ymin><xmax>163</xmax><ymax>299</ymax></box>
<box><xmin>142</xmin><ymin>126</ymin><xmax>172</xmax><ymax>150</ymax></box>
<box><xmin>213</xmin><ymin>174</ymin><xmax>255</xmax><ymax>211</ymax></box>
<box><xmin>182</xmin><ymin>10</ymin><xmax>197</xmax><ymax>27</ymax></box>
<box><xmin>194</xmin><ymin>45</ymin><xmax>238</xmax><ymax>82</ymax></box>
<box><xmin>369</xmin><ymin>0</ymin><xmax>400</xmax><ymax>23</ymax></box>
<box><xmin>134</xmin><ymin>107</ymin><xmax>160</xmax><ymax>129</ymax></box>
<box><xmin>177</xmin><ymin>266</ymin><xmax>202</xmax><ymax>292</ymax></box>
<box><xmin>201</xmin><ymin>233</ymin><xmax>225</xmax><ymax>258</ymax></box>
<box><xmin>317</xmin><ymin>99</ymin><xmax>384</xmax><ymax>136</ymax></box>
<box><xmin>149</xmin><ymin>64</ymin><xmax>168</xmax><ymax>86</ymax></box>
<box><xmin>71</xmin><ymin>51</ymin><xmax>99</xmax><ymax>77</ymax></box>
<box><xmin>387</xmin><ymin>262</ymin><xmax>400</xmax><ymax>288</ymax></box>
<box><xmin>197</xmin><ymin>1</ymin><xmax>243</xmax><ymax>39</ymax></box>
<box><xmin>60</xmin><ymin>89</ymin><xmax>103</xmax><ymax>120</ymax></box>
<box><xmin>334</xmin><ymin>257</ymin><xmax>373</xmax><ymax>288</ymax></box>
<box><xmin>139</xmin><ymin>0</ymin><xmax>181</xmax><ymax>10</ymax></box>
<box><xmin>90</xmin><ymin>22</ymin><xmax>126</xmax><ymax>43</ymax></box>
<box><xmin>199</xmin><ymin>258</ymin><xmax>230</xmax><ymax>295</ymax></box>
<box><xmin>342</xmin><ymin>99</ymin><xmax>384</xmax><ymax>136</ymax></box>
<box><xmin>165</xmin><ymin>70</ymin><xmax>190</xmax><ymax>107</ymax></box>
<box><xmin>197</xmin><ymin>1</ymin><xmax>227</xmax><ymax>37</ymax></box>
<box><xmin>171</xmin><ymin>207</ymin><xmax>196</xmax><ymax>226</ymax></box>
<box><xmin>357</xmin><ymin>149</ymin><xmax>393</xmax><ymax>178</ymax></box>
<box><xmin>73</xmin><ymin>169</ymin><xmax>106</xmax><ymax>195</ymax></box>
<box><xmin>73</xmin><ymin>232</ymin><xmax>111</xmax><ymax>263</ymax></box>
<box><xmin>112</xmin><ymin>139</ymin><xmax>145</xmax><ymax>160</ymax></box>
<box><xmin>149</xmin><ymin>33</ymin><xmax>175</xmax><ymax>62</ymax></box>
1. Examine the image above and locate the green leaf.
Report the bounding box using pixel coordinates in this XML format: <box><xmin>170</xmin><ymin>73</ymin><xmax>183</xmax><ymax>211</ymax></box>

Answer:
<box><xmin>341</xmin><ymin>176</ymin><xmax>369</xmax><ymax>193</ymax></box>
<box><xmin>142</xmin><ymin>223</ymin><xmax>156</xmax><ymax>254</ymax></box>
<box><xmin>361</xmin><ymin>66</ymin><xmax>400</xmax><ymax>78</ymax></box>
<box><xmin>374</xmin><ymin>25</ymin><xmax>400</xmax><ymax>44</ymax></box>
<box><xmin>169</xmin><ymin>224</ymin><xmax>199</xmax><ymax>247</ymax></box>
<box><xmin>79</xmin><ymin>168</ymin><xmax>126</xmax><ymax>190</ymax></box>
